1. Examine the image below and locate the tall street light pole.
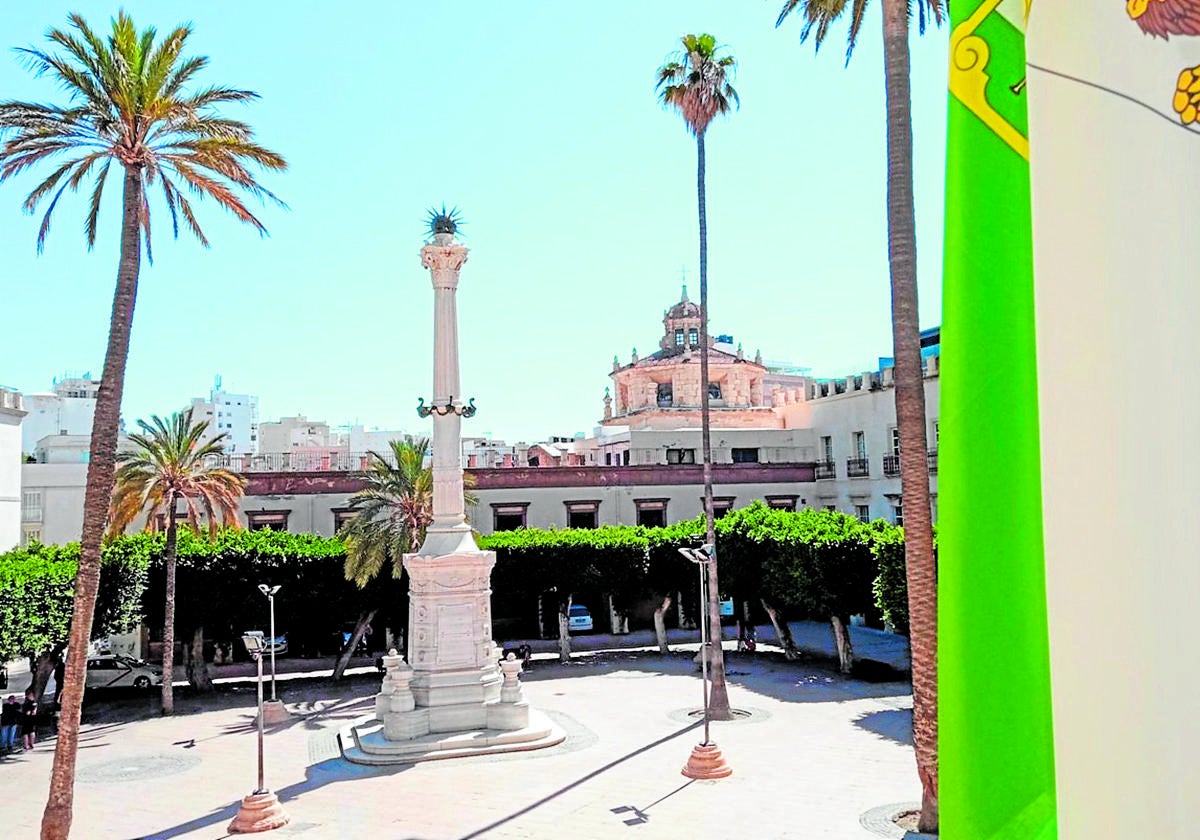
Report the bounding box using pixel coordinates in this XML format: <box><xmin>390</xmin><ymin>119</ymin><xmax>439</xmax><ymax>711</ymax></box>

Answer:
<box><xmin>228</xmin><ymin>632</ymin><xmax>289</xmax><ymax>834</ymax></box>
<box><xmin>258</xmin><ymin>584</ymin><xmax>288</xmax><ymax>724</ymax></box>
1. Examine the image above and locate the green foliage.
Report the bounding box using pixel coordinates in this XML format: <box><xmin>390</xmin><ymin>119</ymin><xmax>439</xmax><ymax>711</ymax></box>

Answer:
<box><xmin>0</xmin><ymin>539</ymin><xmax>150</xmax><ymax>662</ymax></box>
<box><xmin>865</xmin><ymin>522</ymin><xmax>937</xmax><ymax>635</ymax></box>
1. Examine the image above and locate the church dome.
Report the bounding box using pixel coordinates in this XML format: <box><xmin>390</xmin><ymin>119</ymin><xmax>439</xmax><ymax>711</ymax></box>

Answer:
<box><xmin>666</xmin><ymin>285</ymin><xmax>700</xmax><ymax>319</ymax></box>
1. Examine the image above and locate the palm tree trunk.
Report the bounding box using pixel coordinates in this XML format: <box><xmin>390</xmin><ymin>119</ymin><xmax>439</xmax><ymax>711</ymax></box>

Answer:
<box><xmin>41</xmin><ymin>165</ymin><xmax>144</xmax><ymax>840</ymax></box>
<box><xmin>696</xmin><ymin>131</ymin><xmax>733</xmax><ymax>721</ymax></box>
<box><xmin>332</xmin><ymin>609</ymin><xmax>376</xmax><ymax>681</ymax></box>
<box><xmin>161</xmin><ymin>501</ymin><xmax>179</xmax><ymax>715</ymax></box>
<box><xmin>830</xmin><ymin>614</ymin><xmax>855</xmax><ymax>675</ymax></box>
<box><xmin>881</xmin><ymin>2</ymin><xmax>937</xmax><ymax>830</ymax></box>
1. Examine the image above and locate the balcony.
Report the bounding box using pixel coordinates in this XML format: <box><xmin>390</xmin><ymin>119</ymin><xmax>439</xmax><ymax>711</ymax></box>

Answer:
<box><xmin>814</xmin><ymin>460</ymin><xmax>836</xmax><ymax>480</ymax></box>
<box><xmin>927</xmin><ymin>450</ymin><xmax>938</xmax><ymax>474</ymax></box>
<box><xmin>846</xmin><ymin>458</ymin><xmax>870</xmax><ymax>478</ymax></box>
<box><xmin>882</xmin><ymin>454</ymin><xmax>900</xmax><ymax>477</ymax></box>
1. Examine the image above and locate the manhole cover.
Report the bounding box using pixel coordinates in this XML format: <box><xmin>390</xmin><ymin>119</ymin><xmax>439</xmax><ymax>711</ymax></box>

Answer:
<box><xmin>79</xmin><ymin>752</ymin><xmax>201</xmax><ymax>784</ymax></box>
<box><xmin>860</xmin><ymin>801</ymin><xmax>921</xmax><ymax>838</ymax></box>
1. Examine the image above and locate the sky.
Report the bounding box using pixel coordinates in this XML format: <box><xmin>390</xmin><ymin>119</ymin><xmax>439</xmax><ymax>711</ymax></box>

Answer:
<box><xmin>0</xmin><ymin>1</ymin><xmax>950</xmax><ymax>442</ymax></box>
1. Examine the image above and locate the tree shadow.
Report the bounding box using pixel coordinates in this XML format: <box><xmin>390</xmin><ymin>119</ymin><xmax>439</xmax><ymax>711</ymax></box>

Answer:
<box><xmin>852</xmin><ymin>707</ymin><xmax>913</xmax><ymax>746</ymax></box>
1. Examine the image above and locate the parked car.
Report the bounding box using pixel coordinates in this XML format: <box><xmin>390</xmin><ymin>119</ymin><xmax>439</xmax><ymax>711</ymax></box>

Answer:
<box><xmin>568</xmin><ymin>605</ymin><xmax>593</xmax><ymax>633</ymax></box>
<box><xmin>85</xmin><ymin>654</ymin><xmax>162</xmax><ymax>690</ymax></box>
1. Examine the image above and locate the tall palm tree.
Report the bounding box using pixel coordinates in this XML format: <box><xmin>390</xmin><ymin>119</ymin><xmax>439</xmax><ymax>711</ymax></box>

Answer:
<box><xmin>775</xmin><ymin>0</ymin><xmax>942</xmax><ymax>831</ymax></box>
<box><xmin>334</xmin><ymin>438</ymin><xmax>477</xmax><ymax>680</ymax></box>
<box><xmin>656</xmin><ymin>33</ymin><xmax>739</xmax><ymax>721</ymax></box>
<box><xmin>0</xmin><ymin>13</ymin><xmax>284</xmax><ymax>838</ymax></box>
<box><xmin>108</xmin><ymin>409</ymin><xmax>246</xmax><ymax>716</ymax></box>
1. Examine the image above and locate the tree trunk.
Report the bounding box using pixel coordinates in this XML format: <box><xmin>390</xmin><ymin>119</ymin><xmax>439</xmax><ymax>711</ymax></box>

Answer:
<box><xmin>653</xmin><ymin>595</ymin><xmax>672</xmax><ymax>654</ymax></box>
<box><xmin>830</xmin><ymin>615</ymin><xmax>855</xmax><ymax>675</ymax></box>
<box><xmin>161</xmin><ymin>502</ymin><xmax>178</xmax><ymax>715</ymax></box>
<box><xmin>607</xmin><ymin>595</ymin><xmax>628</xmax><ymax>635</ymax></box>
<box><xmin>332</xmin><ymin>609</ymin><xmax>376</xmax><ymax>681</ymax></box>
<box><xmin>42</xmin><ymin>165</ymin><xmax>144</xmax><ymax>840</ymax></box>
<box><xmin>557</xmin><ymin>594</ymin><xmax>572</xmax><ymax>664</ymax></box>
<box><xmin>184</xmin><ymin>626</ymin><xmax>214</xmax><ymax>692</ymax></box>
<box><xmin>760</xmin><ymin>599</ymin><xmax>800</xmax><ymax>660</ymax></box>
<box><xmin>882</xmin><ymin>2</ymin><xmax>937</xmax><ymax>830</ymax></box>
<box><xmin>695</xmin><ymin>131</ymin><xmax>733</xmax><ymax>721</ymax></box>
<box><xmin>29</xmin><ymin>651</ymin><xmax>60</xmax><ymax>703</ymax></box>
<box><xmin>676</xmin><ymin>591</ymin><xmax>688</xmax><ymax>628</ymax></box>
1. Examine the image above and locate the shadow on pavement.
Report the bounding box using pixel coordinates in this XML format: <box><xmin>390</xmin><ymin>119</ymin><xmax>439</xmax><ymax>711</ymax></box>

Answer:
<box><xmin>455</xmin><ymin>720</ymin><xmax>702</xmax><ymax>840</ymax></box>
<box><xmin>852</xmin><ymin>707</ymin><xmax>913</xmax><ymax>747</ymax></box>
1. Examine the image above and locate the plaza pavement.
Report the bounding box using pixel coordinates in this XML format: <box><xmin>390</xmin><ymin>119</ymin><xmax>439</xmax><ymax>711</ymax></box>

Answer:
<box><xmin>0</xmin><ymin>624</ymin><xmax>917</xmax><ymax>840</ymax></box>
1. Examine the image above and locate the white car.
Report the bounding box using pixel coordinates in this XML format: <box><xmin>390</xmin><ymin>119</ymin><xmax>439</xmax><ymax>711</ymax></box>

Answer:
<box><xmin>568</xmin><ymin>605</ymin><xmax>593</xmax><ymax>633</ymax></box>
<box><xmin>85</xmin><ymin>654</ymin><xmax>162</xmax><ymax>690</ymax></box>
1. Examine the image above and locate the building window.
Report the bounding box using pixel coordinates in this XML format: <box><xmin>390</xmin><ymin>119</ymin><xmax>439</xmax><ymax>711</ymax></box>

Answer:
<box><xmin>657</xmin><ymin>382</ymin><xmax>673</xmax><ymax>407</ymax></box>
<box><xmin>731</xmin><ymin>448</ymin><xmax>758</xmax><ymax>464</ymax></box>
<box><xmin>21</xmin><ymin>490</ymin><xmax>43</xmax><ymax>522</ymax></box>
<box><xmin>704</xmin><ymin>497</ymin><xmax>736</xmax><ymax>519</ymax></box>
<box><xmin>821</xmin><ymin>436</ymin><xmax>833</xmax><ymax>462</ymax></box>
<box><xmin>689</xmin><ymin>328</ymin><xmax>698</xmax><ymax>345</ymax></box>
<box><xmin>765</xmin><ymin>495</ymin><xmax>798</xmax><ymax>512</ymax></box>
<box><xmin>635</xmin><ymin>498</ymin><xmax>668</xmax><ymax>528</ymax></box>
<box><xmin>564</xmin><ymin>500</ymin><xmax>600</xmax><ymax>529</ymax></box>
<box><xmin>932</xmin><ymin>420</ymin><xmax>939</xmax><ymax>448</ymax></box>
<box><xmin>893</xmin><ymin>502</ymin><xmax>904</xmax><ymax>527</ymax></box>
<box><xmin>332</xmin><ymin>508</ymin><xmax>357</xmax><ymax>533</ymax></box>
<box><xmin>622</xmin><ymin>450</ymin><xmax>630</xmax><ymax>466</ymax></box>
<box><xmin>675</xmin><ymin>329</ymin><xmax>685</xmax><ymax>346</ymax></box>
<box><xmin>708</xmin><ymin>382</ymin><xmax>722</xmax><ymax>400</ymax></box>
<box><xmin>528</xmin><ymin>456</ymin><xmax>540</xmax><ymax>467</ymax></box>
<box><xmin>890</xmin><ymin>427</ymin><xmax>901</xmax><ymax>456</ymax></box>
<box><xmin>853</xmin><ymin>431</ymin><xmax>867</xmax><ymax>460</ymax></box>
<box><xmin>247</xmin><ymin>510</ymin><xmax>290</xmax><ymax>532</ymax></box>
<box><xmin>666</xmin><ymin>448</ymin><xmax>696</xmax><ymax>465</ymax></box>
<box><xmin>824</xmin><ymin>505</ymin><xmax>837</xmax><ymax>512</ymax></box>
<box><xmin>21</xmin><ymin>526</ymin><xmax>42</xmax><ymax>546</ymax></box>
<box><xmin>491</xmin><ymin>503</ymin><xmax>529</xmax><ymax>532</ymax></box>
<box><xmin>855</xmin><ymin>504</ymin><xmax>870</xmax><ymax>522</ymax></box>
<box><xmin>605</xmin><ymin>452</ymin><xmax>612</xmax><ymax>466</ymax></box>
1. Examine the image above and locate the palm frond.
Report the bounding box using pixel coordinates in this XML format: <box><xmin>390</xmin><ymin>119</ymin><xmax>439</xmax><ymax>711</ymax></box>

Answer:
<box><xmin>655</xmin><ymin>33</ymin><xmax>739</xmax><ymax>137</ymax></box>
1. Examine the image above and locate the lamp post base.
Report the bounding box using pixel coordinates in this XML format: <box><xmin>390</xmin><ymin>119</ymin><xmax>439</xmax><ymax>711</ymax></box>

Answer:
<box><xmin>261</xmin><ymin>699</ymin><xmax>290</xmax><ymax>725</ymax></box>
<box><xmin>681</xmin><ymin>742</ymin><xmax>732</xmax><ymax>779</ymax></box>
<box><xmin>228</xmin><ymin>790</ymin><xmax>289</xmax><ymax>834</ymax></box>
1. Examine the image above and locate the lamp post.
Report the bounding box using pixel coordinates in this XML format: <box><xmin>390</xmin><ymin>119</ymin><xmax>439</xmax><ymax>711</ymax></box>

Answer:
<box><xmin>257</xmin><ymin>585</ymin><xmax>289</xmax><ymax>724</ymax></box>
<box><xmin>258</xmin><ymin>584</ymin><xmax>281</xmax><ymax>700</ymax></box>
<box><xmin>678</xmin><ymin>545</ymin><xmax>731</xmax><ymax>779</ymax></box>
<box><xmin>227</xmin><ymin>632</ymin><xmax>289</xmax><ymax>834</ymax></box>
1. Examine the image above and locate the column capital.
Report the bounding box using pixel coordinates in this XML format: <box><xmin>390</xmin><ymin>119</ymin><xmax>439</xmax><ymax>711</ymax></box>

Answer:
<box><xmin>421</xmin><ymin>242</ymin><xmax>469</xmax><ymax>288</ymax></box>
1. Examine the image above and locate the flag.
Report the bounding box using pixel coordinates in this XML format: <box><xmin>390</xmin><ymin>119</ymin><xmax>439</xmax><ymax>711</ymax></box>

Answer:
<box><xmin>1026</xmin><ymin>4</ymin><xmax>1200</xmax><ymax>838</ymax></box>
<box><xmin>940</xmin><ymin>1</ymin><xmax>1058</xmax><ymax>838</ymax></box>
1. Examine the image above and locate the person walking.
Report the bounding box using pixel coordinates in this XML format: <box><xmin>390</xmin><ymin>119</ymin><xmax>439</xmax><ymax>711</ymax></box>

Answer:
<box><xmin>0</xmin><ymin>695</ymin><xmax>18</xmax><ymax>753</ymax></box>
<box><xmin>20</xmin><ymin>688</ymin><xmax>38</xmax><ymax>751</ymax></box>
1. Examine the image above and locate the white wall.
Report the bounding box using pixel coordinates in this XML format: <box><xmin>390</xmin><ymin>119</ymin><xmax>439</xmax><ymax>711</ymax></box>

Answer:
<box><xmin>19</xmin><ymin>463</ymin><xmax>87</xmax><ymax>546</ymax></box>
<box><xmin>0</xmin><ymin>390</ymin><xmax>26</xmax><ymax>551</ymax></box>
<box><xmin>21</xmin><ymin>392</ymin><xmax>96</xmax><ymax>454</ymax></box>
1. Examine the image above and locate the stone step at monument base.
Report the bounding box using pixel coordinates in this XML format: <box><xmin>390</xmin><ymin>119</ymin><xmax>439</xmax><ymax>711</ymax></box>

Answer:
<box><xmin>339</xmin><ymin>708</ymin><xmax>565</xmax><ymax>766</ymax></box>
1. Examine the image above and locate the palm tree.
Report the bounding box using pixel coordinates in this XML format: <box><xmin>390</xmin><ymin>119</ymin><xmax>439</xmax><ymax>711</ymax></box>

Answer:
<box><xmin>334</xmin><ymin>438</ymin><xmax>477</xmax><ymax>680</ymax></box>
<box><xmin>108</xmin><ymin>409</ymin><xmax>245</xmax><ymax>716</ymax></box>
<box><xmin>0</xmin><ymin>13</ymin><xmax>284</xmax><ymax>838</ymax></box>
<box><xmin>775</xmin><ymin>0</ymin><xmax>942</xmax><ymax>831</ymax></box>
<box><xmin>656</xmin><ymin>33</ymin><xmax>739</xmax><ymax>721</ymax></box>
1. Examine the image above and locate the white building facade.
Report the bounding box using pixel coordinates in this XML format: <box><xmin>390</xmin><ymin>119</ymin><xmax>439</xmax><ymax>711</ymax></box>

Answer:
<box><xmin>20</xmin><ymin>373</ymin><xmax>100</xmax><ymax>456</ymax></box>
<box><xmin>1</xmin><ymin>387</ymin><xmax>27</xmax><ymax>551</ymax></box>
<box><xmin>187</xmin><ymin>376</ymin><xmax>259</xmax><ymax>454</ymax></box>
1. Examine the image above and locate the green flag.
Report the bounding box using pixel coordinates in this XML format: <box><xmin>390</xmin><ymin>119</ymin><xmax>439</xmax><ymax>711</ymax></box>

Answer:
<box><xmin>940</xmin><ymin>2</ymin><xmax>1058</xmax><ymax>838</ymax></box>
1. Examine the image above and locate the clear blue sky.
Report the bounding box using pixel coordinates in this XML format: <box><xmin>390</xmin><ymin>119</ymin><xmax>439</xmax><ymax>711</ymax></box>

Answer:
<box><xmin>0</xmin><ymin>1</ymin><xmax>949</xmax><ymax>442</ymax></box>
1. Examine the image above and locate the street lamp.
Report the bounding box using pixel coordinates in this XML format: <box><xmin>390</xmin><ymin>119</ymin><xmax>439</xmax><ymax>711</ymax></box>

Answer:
<box><xmin>678</xmin><ymin>545</ymin><xmax>732</xmax><ymax>780</ymax></box>
<box><xmin>257</xmin><ymin>584</ymin><xmax>281</xmax><ymax>701</ymax></box>
<box><xmin>227</xmin><ymin>632</ymin><xmax>289</xmax><ymax>834</ymax></box>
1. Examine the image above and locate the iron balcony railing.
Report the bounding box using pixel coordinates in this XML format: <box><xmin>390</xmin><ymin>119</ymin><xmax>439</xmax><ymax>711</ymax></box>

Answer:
<box><xmin>883</xmin><ymin>454</ymin><xmax>901</xmax><ymax>477</ymax></box>
<box><xmin>814</xmin><ymin>460</ymin><xmax>837</xmax><ymax>480</ymax></box>
<box><xmin>847</xmin><ymin>457</ymin><xmax>870</xmax><ymax>478</ymax></box>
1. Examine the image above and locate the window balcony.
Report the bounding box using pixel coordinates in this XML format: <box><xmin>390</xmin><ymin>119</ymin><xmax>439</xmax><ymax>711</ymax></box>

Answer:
<box><xmin>882</xmin><ymin>454</ymin><xmax>901</xmax><ymax>477</ymax></box>
<box><xmin>815</xmin><ymin>460</ymin><xmax>836</xmax><ymax>480</ymax></box>
<box><xmin>846</xmin><ymin>458</ymin><xmax>870</xmax><ymax>478</ymax></box>
<box><xmin>927</xmin><ymin>450</ymin><xmax>938</xmax><ymax>474</ymax></box>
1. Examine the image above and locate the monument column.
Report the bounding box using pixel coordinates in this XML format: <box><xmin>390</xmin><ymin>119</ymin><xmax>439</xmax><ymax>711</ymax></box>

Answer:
<box><xmin>402</xmin><ymin>221</ymin><xmax>503</xmax><ymax>732</ymax></box>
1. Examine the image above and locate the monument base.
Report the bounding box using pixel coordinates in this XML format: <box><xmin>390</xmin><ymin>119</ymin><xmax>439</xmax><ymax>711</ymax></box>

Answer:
<box><xmin>340</xmin><ymin>706</ymin><xmax>563</xmax><ymax>766</ymax></box>
<box><xmin>261</xmin><ymin>699</ymin><xmax>290</xmax><ymax>725</ymax></box>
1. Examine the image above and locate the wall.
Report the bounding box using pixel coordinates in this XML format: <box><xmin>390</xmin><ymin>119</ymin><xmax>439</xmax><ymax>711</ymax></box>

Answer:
<box><xmin>20</xmin><ymin>463</ymin><xmax>87</xmax><ymax>546</ymax></box>
<box><xmin>0</xmin><ymin>390</ymin><xmax>26</xmax><ymax>551</ymax></box>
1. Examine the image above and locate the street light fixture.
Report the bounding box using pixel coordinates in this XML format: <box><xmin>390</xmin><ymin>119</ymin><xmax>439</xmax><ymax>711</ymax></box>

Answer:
<box><xmin>257</xmin><ymin>584</ymin><xmax>281</xmax><ymax>701</ymax></box>
<box><xmin>227</xmin><ymin>631</ymin><xmax>289</xmax><ymax>834</ymax></box>
<box><xmin>678</xmin><ymin>544</ymin><xmax>732</xmax><ymax>780</ymax></box>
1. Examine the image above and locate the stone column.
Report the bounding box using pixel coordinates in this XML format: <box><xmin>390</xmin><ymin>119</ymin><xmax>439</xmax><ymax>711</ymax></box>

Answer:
<box><xmin>402</xmin><ymin>230</ymin><xmax>502</xmax><ymax>734</ymax></box>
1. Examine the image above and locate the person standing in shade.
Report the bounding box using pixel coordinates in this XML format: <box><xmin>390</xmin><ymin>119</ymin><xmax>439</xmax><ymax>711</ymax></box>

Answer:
<box><xmin>20</xmin><ymin>688</ymin><xmax>38</xmax><ymax>751</ymax></box>
<box><xmin>0</xmin><ymin>695</ymin><xmax>18</xmax><ymax>753</ymax></box>
<box><xmin>52</xmin><ymin>657</ymin><xmax>66</xmax><ymax>707</ymax></box>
